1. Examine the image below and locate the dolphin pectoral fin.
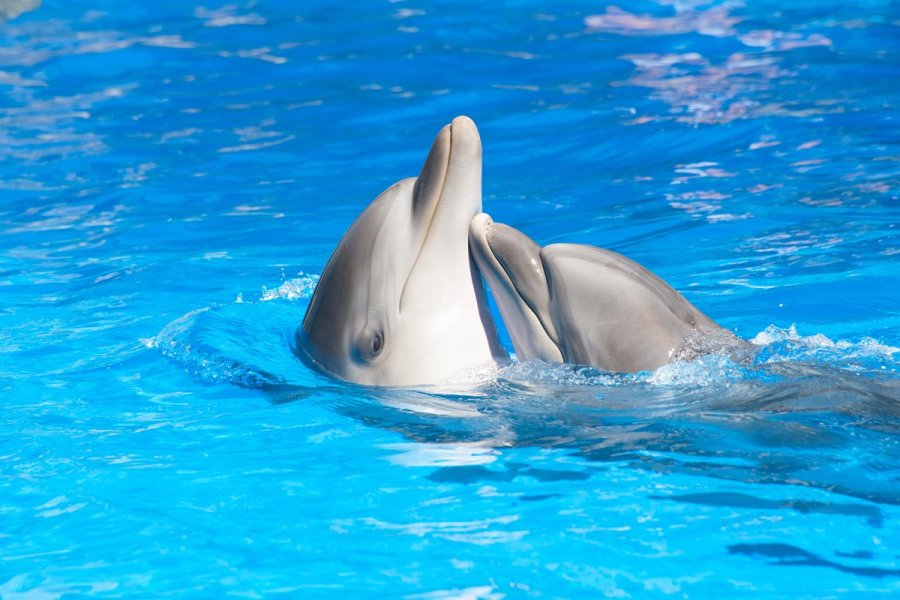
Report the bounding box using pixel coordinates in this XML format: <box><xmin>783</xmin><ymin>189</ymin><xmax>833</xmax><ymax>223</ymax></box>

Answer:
<box><xmin>469</xmin><ymin>214</ymin><xmax>563</xmax><ymax>363</ymax></box>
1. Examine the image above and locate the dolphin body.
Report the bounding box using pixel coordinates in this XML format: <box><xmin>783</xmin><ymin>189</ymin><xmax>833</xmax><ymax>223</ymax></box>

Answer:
<box><xmin>296</xmin><ymin>117</ymin><xmax>507</xmax><ymax>386</ymax></box>
<box><xmin>469</xmin><ymin>213</ymin><xmax>748</xmax><ymax>373</ymax></box>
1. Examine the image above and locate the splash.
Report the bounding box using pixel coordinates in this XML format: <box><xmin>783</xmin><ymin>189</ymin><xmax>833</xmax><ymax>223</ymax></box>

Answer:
<box><xmin>497</xmin><ymin>360</ymin><xmax>624</xmax><ymax>388</ymax></box>
<box><xmin>234</xmin><ymin>272</ymin><xmax>319</xmax><ymax>303</ymax></box>
<box><xmin>494</xmin><ymin>325</ymin><xmax>896</xmax><ymax>391</ymax></box>
<box><xmin>492</xmin><ymin>352</ymin><xmax>754</xmax><ymax>391</ymax></box>
<box><xmin>751</xmin><ymin>324</ymin><xmax>899</xmax><ymax>370</ymax></box>
<box><xmin>260</xmin><ymin>273</ymin><xmax>319</xmax><ymax>302</ymax></box>
<box><xmin>648</xmin><ymin>352</ymin><xmax>749</xmax><ymax>386</ymax></box>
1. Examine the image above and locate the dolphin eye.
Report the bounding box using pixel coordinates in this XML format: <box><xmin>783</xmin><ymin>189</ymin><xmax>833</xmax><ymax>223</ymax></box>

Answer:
<box><xmin>372</xmin><ymin>332</ymin><xmax>384</xmax><ymax>355</ymax></box>
<box><xmin>355</xmin><ymin>327</ymin><xmax>385</xmax><ymax>364</ymax></box>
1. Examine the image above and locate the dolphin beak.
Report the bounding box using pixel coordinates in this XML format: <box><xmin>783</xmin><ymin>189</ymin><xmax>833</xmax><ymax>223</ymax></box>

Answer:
<box><xmin>469</xmin><ymin>213</ymin><xmax>563</xmax><ymax>361</ymax></box>
<box><xmin>399</xmin><ymin>116</ymin><xmax>485</xmax><ymax>313</ymax></box>
<box><xmin>411</xmin><ymin>115</ymin><xmax>482</xmax><ymax>230</ymax></box>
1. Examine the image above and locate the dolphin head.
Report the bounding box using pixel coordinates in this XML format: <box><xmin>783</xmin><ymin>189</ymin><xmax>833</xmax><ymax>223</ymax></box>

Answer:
<box><xmin>468</xmin><ymin>213</ymin><xmax>563</xmax><ymax>363</ymax></box>
<box><xmin>470</xmin><ymin>213</ymin><xmax>739</xmax><ymax>372</ymax></box>
<box><xmin>298</xmin><ymin>117</ymin><xmax>506</xmax><ymax>386</ymax></box>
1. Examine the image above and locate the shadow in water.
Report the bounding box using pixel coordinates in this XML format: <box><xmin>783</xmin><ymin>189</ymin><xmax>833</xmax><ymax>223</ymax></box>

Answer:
<box><xmin>427</xmin><ymin>462</ymin><xmax>592</xmax><ymax>485</ymax></box>
<box><xmin>651</xmin><ymin>492</ymin><xmax>884</xmax><ymax>527</ymax></box>
<box><xmin>729</xmin><ymin>543</ymin><xmax>900</xmax><ymax>578</ymax></box>
<box><xmin>303</xmin><ymin>361</ymin><xmax>900</xmax><ymax>507</ymax></box>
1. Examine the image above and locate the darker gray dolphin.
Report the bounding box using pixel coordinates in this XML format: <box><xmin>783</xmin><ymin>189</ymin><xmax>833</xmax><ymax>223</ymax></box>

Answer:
<box><xmin>469</xmin><ymin>213</ymin><xmax>750</xmax><ymax>373</ymax></box>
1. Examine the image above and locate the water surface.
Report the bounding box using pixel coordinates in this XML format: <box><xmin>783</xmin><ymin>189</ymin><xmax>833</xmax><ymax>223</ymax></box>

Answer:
<box><xmin>2</xmin><ymin>0</ymin><xmax>899</xmax><ymax>597</ymax></box>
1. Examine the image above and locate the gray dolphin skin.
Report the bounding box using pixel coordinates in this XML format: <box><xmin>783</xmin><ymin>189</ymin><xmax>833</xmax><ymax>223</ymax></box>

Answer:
<box><xmin>297</xmin><ymin>117</ymin><xmax>507</xmax><ymax>386</ymax></box>
<box><xmin>469</xmin><ymin>213</ymin><xmax>747</xmax><ymax>373</ymax></box>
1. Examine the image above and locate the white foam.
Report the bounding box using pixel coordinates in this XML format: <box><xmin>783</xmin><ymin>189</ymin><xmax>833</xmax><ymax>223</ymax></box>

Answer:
<box><xmin>233</xmin><ymin>272</ymin><xmax>320</xmax><ymax>304</ymax></box>
<box><xmin>751</xmin><ymin>324</ymin><xmax>899</xmax><ymax>363</ymax></box>
<box><xmin>648</xmin><ymin>353</ymin><xmax>746</xmax><ymax>386</ymax></box>
<box><xmin>260</xmin><ymin>273</ymin><xmax>319</xmax><ymax>302</ymax></box>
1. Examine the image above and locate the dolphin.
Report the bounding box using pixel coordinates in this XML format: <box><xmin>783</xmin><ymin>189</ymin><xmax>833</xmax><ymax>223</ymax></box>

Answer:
<box><xmin>468</xmin><ymin>213</ymin><xmax>748</xmax><ymax>373</ymax></box>
<box><xmin>296</xmin><ymin>117</ymin><xmax>507</xmax><ymax>386</ymax></box>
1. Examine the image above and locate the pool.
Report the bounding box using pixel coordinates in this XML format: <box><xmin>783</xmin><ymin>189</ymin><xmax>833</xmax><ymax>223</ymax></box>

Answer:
<box><xmin>2</xmin><ymin>0</ymin><xmax>898</xmax><ymax>596</ymax></box>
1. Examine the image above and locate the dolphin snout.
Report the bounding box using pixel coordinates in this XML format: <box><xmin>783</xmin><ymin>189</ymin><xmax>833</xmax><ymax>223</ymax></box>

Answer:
<box><xmin>469</xmin><ymin>212</ymin><xmax>493</xmax><ymax>245</ymax></box>
<box><xmin>450</xmin><ymin>115</ymin><xmax>477</xmax><ymax>138</ymax></box>
<box><xmin>447</xmin><ymin>115</ymin><xmax>482</xmax><ymax>172</ymax></box>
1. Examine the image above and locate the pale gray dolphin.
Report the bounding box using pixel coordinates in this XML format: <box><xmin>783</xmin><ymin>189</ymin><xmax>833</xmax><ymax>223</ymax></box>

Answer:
<box><xmin>469</xmin><ymin>213</ymin><xmax>748</xmax><ymax>373</ymax></box>
<box><xmin>296</xmin><ymin>117</ymin><xmax>507</xmax><ymax>386</ymax></box>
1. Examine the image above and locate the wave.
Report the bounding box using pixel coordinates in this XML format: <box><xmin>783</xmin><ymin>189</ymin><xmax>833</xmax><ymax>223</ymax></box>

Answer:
<box><xmin>153</xmin><ymin>271</ymin><xmax>898</xmax><ymax>391</ymax></box>
<box><xmin>151</xmin><ymin>273</ymin><xmax>322</xmax><ymax>389</ymax></box>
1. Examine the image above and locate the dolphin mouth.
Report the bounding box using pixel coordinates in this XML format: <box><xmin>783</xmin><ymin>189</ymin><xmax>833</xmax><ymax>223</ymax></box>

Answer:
<box><xmin>469</xmin><ymin>213</ymin><xmax>562</xmax><ymax>358</ymax></box>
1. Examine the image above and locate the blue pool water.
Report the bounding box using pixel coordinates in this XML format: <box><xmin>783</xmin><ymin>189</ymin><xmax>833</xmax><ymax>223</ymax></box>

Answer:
<box><xmin>2</xmin><ymin>0</ymin><xmax>899</xmax><ymax>596</ymax></box>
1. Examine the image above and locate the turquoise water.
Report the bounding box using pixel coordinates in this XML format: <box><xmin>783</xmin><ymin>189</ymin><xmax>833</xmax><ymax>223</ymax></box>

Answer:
<box><xmin>2</xmin><ymin>0</ymin><xmax>899</xmax><ymax>597</ymax></box>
